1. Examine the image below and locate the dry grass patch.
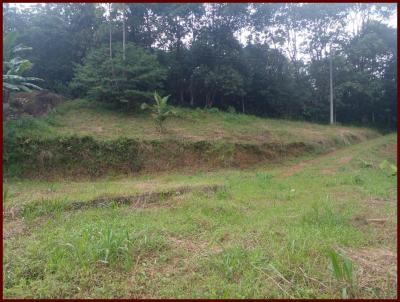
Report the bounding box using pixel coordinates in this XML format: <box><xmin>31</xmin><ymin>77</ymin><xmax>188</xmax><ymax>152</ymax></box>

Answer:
<box><xmin>3</xmin><ymin>219</ymin><xmax>27</xmax><ymax>239</ymax></box>
<box><xmin>339</xmin><ymin>247</ymin><xmax>397</xmax><ymax>297</ymax></box>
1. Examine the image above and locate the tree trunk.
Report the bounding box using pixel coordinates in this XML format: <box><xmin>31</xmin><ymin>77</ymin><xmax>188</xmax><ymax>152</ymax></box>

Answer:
<box><xmin>242</xmin><ymin>96</ymin><xmax>245</xmax><ymax>114</ymax></box>
<box><xmin>122</xmin><ymin>4</ymin><xmax>126</xmax><ymax>61</ymax></box>
<box><xmin>190</xmin><ymin>77</ymin><xmax>194</xmax><ymax>106</ymax></box>
<box><xmin>5</xmin><ymin>90</ymin><xmax>10</xmax><ymax>104</ymax></box>
<box><xmin>209</xmin><ymin>91</ymin><xmax>215</xmax><ymax>108</ymax></box>
<box><xmin>109</xmin><ymin>3</ymin><xmax>112</xmax><ymax>59</ymax></box>
<box><xmin>108</xmin><ymin>4</ymin><xmax>118</xmax><ymax>91</ymax></box>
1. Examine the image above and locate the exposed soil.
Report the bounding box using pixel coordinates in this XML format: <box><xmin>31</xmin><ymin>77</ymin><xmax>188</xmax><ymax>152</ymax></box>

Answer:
<box><xmin>365</xmin><ymin>196</ymin><xmax>397</xmax><ymax>205</ymax></box>
<box><xmin>169</xmin><ymin>236</ymin><xmax>223</xmax><ymax>255</ymax></box>
<box><xmin>280</xmin><ymin>154</ymin><xmax>354</xmax><ymax>177</ymax></box>
<box><xmin>4</xmin><ymin>184</ymin><xmax>225</xmax><ymax>219</ymax></box>
<box><xmin>5</xmin><ymin>90</ymin><xmax>65</xmax><ymax>120</ymax></box>
<box><xmin>66</xmin><ymin>184</ymin><xmax>224</xmax><ymax>210</ymax></box>
<box><xmin>338</xmin><ymin>247</ymin><xmax>397</xmax><ymax>296</ymax></box>
<box><xmin>379</xmin><ymin>143</ymin><xmax>397</xmax><ymax>163</ymax></box>
<box><xmin>3</xmin><ymin>219</ymin><xmax>26</xmax><ymax>239</ymax></box>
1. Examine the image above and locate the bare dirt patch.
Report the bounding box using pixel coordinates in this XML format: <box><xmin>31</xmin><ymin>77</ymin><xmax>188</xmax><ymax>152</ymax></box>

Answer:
<box><xmin>280</xmin><ymin>153</ymin><xmax>354</xmax><ymax>177</ymax></box>
<box><xmin>66</xmin><ymin>184</ymin><xmax>225</xmax><ymax>210</ymax></box>
<box><xmin>379</xmin><ymin>143</ymin><xmax>397</xmax><ymax>163</ymax></box>
<box><xmin>280</xmin><ymin>158</ymin><xmax>317</xmax><ymax>178</ymax></box>
<box><xmin>339</xmin><ymin>247</ymin><xmax>397</xmax><ymax>296</ymax></box>
<box><xmin>5</xmin><ymin>184</ymin><xmax>225</xmax><ymax>219</ymax></box>
<box><xmin>131</xmin><ymin>236</ymin><xmax>223</xmax><ymax>282</ymax></box>
<box><xmin>169</xmin><ymin>236</ymin><xmax>223</xmax><ymax>255</ymax></box>
<box><xmin>320</xmin><ymin>155</ymin><xmax>353</xmax><ymax>174</ymax></box>
<box><xmin>352</xmin><ymin>207</ymin><xmax>397</xmax><ymax>247</ymax></box>
<box><xmin>364</xmin><ymin>196</ymin><xmax>397</xmax><ymax>205</ymax></box>
<box><xmin>3</xmin><ymin>219</ymin><xmax>27</xmax><ymax>239</ymax></box>
<box><xmin>5</xmin><ymin>90</ymin><xmax>65</xmax><ymax>120</ymax></box>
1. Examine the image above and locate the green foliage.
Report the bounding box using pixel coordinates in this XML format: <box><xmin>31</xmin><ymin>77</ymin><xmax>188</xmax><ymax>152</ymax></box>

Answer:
<box><xmin>141</xmin><ymin>91</ymin><xmax>176</xmax><ymax>133</ymax></box>
<box><xmin>3</xmin><ymin>134</ymin><xmax>142</xmax><ymax>178</ymax></box>
<box><xmin>328</xmin><ymin>250</ymin><xmax>357</xmax><ymax>298</ymax></box>
<box><xmin>227</xmin><ymin>106</ymin><xmax>236</xmax><ymax>114</ymax></box>
<box><xmin>379</xmin><ymin>160</ymin><xmax>397</xmax><ymax>176</ymax></box>
<box><xmin>3</xmin><ymin>32</ymin><xmax>43</xmax><ymax>94</ymax></box>
<box><xmin>47</xmin><ymin>225</ymin><xmax>166</xmax><ymax>271</ymax></box>
<box><xmin>2</xmin><ymin>4</ymin><xmax>397</xmax><ymax>128</ymax></box>
<box><xmin>70</xmin><ymin>43</ymin><xmax>166</xmax><ymax>108</ymax></box>
<box><xmin>302</xmin><ymin>201</ymin><xmax>351</xmax><ymax>227</ymax></box>
<box><xmin>3</xmin><ymin>186</ymin><xmax>10</xmax><ymax>204</ymax></box>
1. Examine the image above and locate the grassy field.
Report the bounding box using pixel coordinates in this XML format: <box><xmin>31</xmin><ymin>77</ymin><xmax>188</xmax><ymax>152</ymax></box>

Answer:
<box><xmin>6</xmin><ymin>99</ymin><xmax>379</xmax><ymax>144</ymax></box>
<box><xmin>3</xmin><ymin>133</ymin><xmax>397</xmax><ymax>298</ymax></box>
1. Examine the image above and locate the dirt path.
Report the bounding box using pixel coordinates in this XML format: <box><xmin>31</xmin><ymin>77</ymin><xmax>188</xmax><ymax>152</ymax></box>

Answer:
<box><xmin>279</xmin><ymin>135</ymin><xmax>395</xmax><ymax>178</ymax></box>
<box><xmin>279</xmin><ymin>152</ymin><xmax>353</xmax><ymax>178</ymax></box>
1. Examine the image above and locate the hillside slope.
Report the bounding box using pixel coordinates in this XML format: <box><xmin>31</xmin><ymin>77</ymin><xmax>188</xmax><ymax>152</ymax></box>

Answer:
<box><xmin>4</xmin><ymin>99</ymin><xmax>380</xmax><ymax>179</ymax></box>
<box><xmin>3</xmin><ymin>134</ymin><xmax>397</xmax><ymax>298</ymax></box>
<box><xmin>41</xmin><ymin>99</ymin><xmax>377</xmax><ymax>144</ymax></box>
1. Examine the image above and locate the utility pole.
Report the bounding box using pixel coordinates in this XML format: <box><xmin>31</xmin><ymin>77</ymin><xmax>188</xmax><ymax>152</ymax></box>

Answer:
<box><xmin>329</xmin><ymin>47</ymin><xmax>334</xmax><ymax>125</ymax></box>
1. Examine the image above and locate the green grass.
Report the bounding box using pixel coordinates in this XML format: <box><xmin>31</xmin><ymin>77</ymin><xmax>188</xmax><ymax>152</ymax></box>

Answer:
<box><xmin>3</xmin><ymin>134</ymin><xmax>397</xmax><ymax>298</ymax></box>
<box><xmin>5</xmin><ymin>99</ymin><xmax>379</xmax><ymax>144</ymax></box>
<box><xmin>3</xmin><ymin>99</ymin><xmax>382</xmax><ymax>179</ymax></box>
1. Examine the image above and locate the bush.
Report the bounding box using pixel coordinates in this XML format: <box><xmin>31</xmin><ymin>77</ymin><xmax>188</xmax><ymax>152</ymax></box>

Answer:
<box><xmin>227</xmin><ymin>106</ymin><xmax>236</xmax><ymax>114</ymax></box>
<box><xmin>70</xmin><ymin>43</ymin><xmax>166</xmax><ymax>109</ymax></box>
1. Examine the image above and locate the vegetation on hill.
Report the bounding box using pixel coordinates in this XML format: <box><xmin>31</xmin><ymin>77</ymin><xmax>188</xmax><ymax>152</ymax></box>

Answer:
<box><xmin>3</xmin><ymin>100</ymin><xmax>379</xmax><ymax>179</ymax></box>
<box><xmin>3</xmin><ymin>3</ymin><xmax>397</xmax><ymax>128</ymax></box>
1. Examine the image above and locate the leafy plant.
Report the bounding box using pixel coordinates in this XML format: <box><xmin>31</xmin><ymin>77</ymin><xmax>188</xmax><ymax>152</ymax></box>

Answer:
<box><xmin>329</xmin><ymin>250</ymin><xmax>357</xmax><ymax>298</ymax></box>
<box><xmin>3</xmin><ymin>187</ymin><xmax>10</xmax><ymax>204</ymax></box>
<box><xmin>141</xmin><ymin>91</ymin><xmax>176</xmax><ymax>133</ymax></box>
<box><xmin>3</xmin><ymin>32</ymin><xmax>43</xmax><ymax>97</ymax></box>
<box><xmin>359</xmin><ymin>159</ymin><xmax>373</xmax><ymax>168</ymax></box>
<box><xmin>379</xmin><ymin>160</ymin><xmax>397</xmax><ymax>176</ymax></box>
<box><xmin>227</xmin><ymin>106</ymin><xmax>236</xmax><ymax>114</ymax></box>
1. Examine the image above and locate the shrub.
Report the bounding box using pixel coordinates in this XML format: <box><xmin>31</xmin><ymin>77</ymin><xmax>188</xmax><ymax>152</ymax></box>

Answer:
<box><xmin>227</xmin><ymin>106</ymin><xmax>236</xmax><ymax>114</ymax></box>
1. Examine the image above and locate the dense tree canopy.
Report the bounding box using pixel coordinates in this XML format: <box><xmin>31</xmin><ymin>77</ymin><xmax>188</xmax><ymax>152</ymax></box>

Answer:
<box><xmin>2</xmin><ymin>3</ymin><xmax>397</xmax><ymax>128</ymax></box>
<box><xmin>70</xmin><ymin>43</ymin><xmax>166</xmax><ymax>108</ymax></box>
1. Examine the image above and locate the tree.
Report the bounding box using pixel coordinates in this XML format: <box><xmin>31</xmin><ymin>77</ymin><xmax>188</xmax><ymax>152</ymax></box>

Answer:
<box><xmin>70</xmin><ymin>42</ymin><xmax>166</xmax><ymax>109</ymax></box>
<box><xmin>335</xmin><ymin>21</ymin><xmax>397</xmax><ymax>127</ymax></box>
<box><xmin>5</xmin><ymin>3</ymin><xmax>102</xmax><ymax>93</ymax></box>
<box><xmin>3</xmin><ymin>3</ymin><xmax>397</xmax><ymax>129</ymax></box>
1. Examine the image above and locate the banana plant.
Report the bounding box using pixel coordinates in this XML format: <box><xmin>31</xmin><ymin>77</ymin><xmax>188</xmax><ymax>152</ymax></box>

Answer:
<box><xmin>3</xmin><ymin>31</ymin><xmax>43</xmax><ymax>98</ymax></box>
<box><xmin>141</xmin><ymin>91</ymin><xmax>176</xmax><ymax>133</ymax></box>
